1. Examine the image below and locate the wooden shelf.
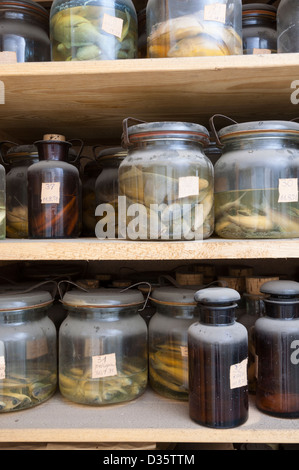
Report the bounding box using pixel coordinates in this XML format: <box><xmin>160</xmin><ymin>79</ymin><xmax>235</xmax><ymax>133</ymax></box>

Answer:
<box><xmin>1</xmin><ymin>237</ymin><xmax>299</xmax><ymax>261</ymax></box>
<box><xmin>0</xmin><ymin>54</ymin><xmax>298</xmax><ymax>145</ymax></box>
<box><xmin>0</xmin><ymin>389</ymin><xmax>297</xmax><ymax>444</ymax></box>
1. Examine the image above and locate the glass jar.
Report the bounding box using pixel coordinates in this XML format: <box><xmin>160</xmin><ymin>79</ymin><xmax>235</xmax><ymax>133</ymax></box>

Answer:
<box><xmin>50</xmin><ymin>0</ymin><xmax>137</xmax><ymax>61</ymax></box>
<box><xmin>119</xmin><ymin>119</ymin><xmax>214</xmax><ymax>241</ymax></box>
<box><xmin>27</xmin><ymin>134</ymin><xmax>81</xmax><ymax>239</ymax></box>
<box><xmin>277</xmin><ymin>0</ymin><xmax>299</xmax><ymax>53</ymax></box>
<box><xmin>0</xmin><ymin>143</ymin><xmax>39</xmax><ymax>238</ymax></box>
<box><xmin>0</xmin><ymin>289</ymin><xmax>57</xmax><ymax>412</ymax></box>
<box><xmin>148</xmin><ymin>286</ymin><xmax>199</xmax><ymax>401</ymax></box>
<box><xmin>213</xmin><ymin>118</ymin><xmax>299</xmax><ymax>239</ymax></box>
<box><xmin>188</xmin><ymin>287</ymin><xmax>248</xmax><ymax>428</ymax></box>
<box><xmin>81</xmin><ymin>158</ymin><xmax>102</xmax><ymax>236</ymax></box>
<box><xmin>146</xmin><ymin>0</ymin><xmax>242</xmax><ymax>58</ymax></box>
<box><xmin>242</xmin><ymin>3</ymin><xmax>277</xmax><ymax>55</ymax></box>
<box><xmin>59</xmin><ymin>287</ymin><xmax>148</xmax><ymax>405</ymax></box>
<box><xmin>0</xmin><ymin>0</ymin><xmax>50</xmax><ymax>62</ymax></box>
<box><xmin>94</xmin><ymin>147</ymin><xmax>126</xmax><ymax>239</ymax></box>
<box><xmin>255</xmin><ymin>280</ymin><xmax>299</xmax><ymax>418</ymax></box>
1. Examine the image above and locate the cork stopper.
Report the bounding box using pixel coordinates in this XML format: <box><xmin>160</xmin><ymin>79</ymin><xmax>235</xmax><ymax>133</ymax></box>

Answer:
<box><xmin>246</xmin><ymin>276</ymin><xmax>280</xmax><ymax>295</ymax></box>
<box><xmin>176</xmin><ymin>272</ymin><xmax>204</xmax><ymax>286</ymax></box>
<box><xmin>43</xmin><ymin>134</ymin><xmax>66</xmax><ymax>141</ymax></box>
<box><xmin>217</xmin><ymin>276</ymin><xmax>246</xmax><ymax>293</ymax></box>
<box><xmin>228</xmin><ymin>265</ymin><xmax>253</xmax><ymax>277</ymax></box>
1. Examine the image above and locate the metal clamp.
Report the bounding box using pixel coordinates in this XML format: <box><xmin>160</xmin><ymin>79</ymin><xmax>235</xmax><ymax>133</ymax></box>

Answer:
<box><xmin>209</xmin><ymin>114</ymin><xmax>238</xmax><ymax>147</ymax></box>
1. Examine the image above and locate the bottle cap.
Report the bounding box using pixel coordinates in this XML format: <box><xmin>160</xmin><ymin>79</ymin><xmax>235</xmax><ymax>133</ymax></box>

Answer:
<box><xmin>194</xmin><ymin>287</ymin><xmax>241</xmax><ymax>304</ymax></box>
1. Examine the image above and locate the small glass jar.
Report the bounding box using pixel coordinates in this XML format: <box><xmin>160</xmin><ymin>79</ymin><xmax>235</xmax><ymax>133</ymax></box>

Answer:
<box><xmin>255</xmin><ymin>280</ymin><xmax>299</xmax><ymax>418</ymax></box>
<box><xmin>119</xmin><ymin>119</ymin><xmax>214</xmax><ymax>241</ymax></box>
<box><xmin>50</xmin><ymin>0</ymin><xmax>137</xmax><ymax>61</ymax></box>
<box><xmin>0</xmin><ymin>0</ymin><xmax>50</xmax><ymax>62</ymax></box>
<box><xmin>148</xmin><ymin>286</ymin><xmax>199</xmax><ymax>401</ymax></box>
<box><xmin>59</xmin><ymin>287</ymin><xmax>148</xmax><ymax>406</ymax></box>
<box><xmin>242</xmin><ymin>4</ymin><xmax>277</xmax><ymax>55</ymax></box>
<box><xmin>188</xmin><ymin>287</ymin><xmax>248</xmax><ymax>428</ymax></box>
<box><xmin>146</xmin><ymin>0</ymin><xmax>242</xmax><ymax>58</ymax></box>
<box><xmin>94</xmin><ymin>147</ymin><xmax>126</xmax><ymax>239</ymax></box>
<box><xmin>0</xmin><ymin>289</ymin><xmax>57</xmax><ymax>412</ymax></box>
<box><xmin>0</xmin><ymin>143</ymin><xmax>39</xmax><ymax>238</ymax></box>
<box><xmin>81</xmin><ymin>158</ymin><xmax>102</xmax><ymax>237</ymax></box>
<box><xmin>27</xmin><ymin>134</ymin><xmax>81</xmax><ymax>239</ymax></box>
<box><xmin>277</xmin><ymin>0</ymin><xmax>299</xmax><ymax>53</ymax></box>
<box><xmin>213</xmin><ymin>119</ymin><xmax>299</xmax><ymax>239</ymax></box>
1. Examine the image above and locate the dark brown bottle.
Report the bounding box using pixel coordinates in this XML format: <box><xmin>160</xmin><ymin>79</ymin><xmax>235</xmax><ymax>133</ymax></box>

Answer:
<box><xmin>255</xmin><ymin>280</ymin><xmax>299</xmax><ymax>418</ymax></box>
<box><xmin>27</xmin><ymin>134</ymin><xmax>81</xmax><ymax>238</ymax></box>
<box><xmin>188</xmin><ymin>287</ymin><xmax>248</xmax><ymax>428</ymax></box>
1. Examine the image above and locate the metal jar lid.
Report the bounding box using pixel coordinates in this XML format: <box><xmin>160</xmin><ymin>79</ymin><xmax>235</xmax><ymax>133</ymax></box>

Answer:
<box><xmin>62</xmin><ymin>288</ymin><xmax>144</xmax><ymax>308</ymax></box>
<box><xmin>0</xmin><ymin>290</ymin><xmax>53</xmax><ymax>311</ymax></box>
<box><xmin>218</xmin><ymin>120</ymin><xmax>299</xmax><ymax>143</ymax></box>
<box><xmin>150</xmin><ymin>287</ymin><xmax>199</xmax><ymax>306</ymax></box>
<box><xmin>0</xmin><ymin>0</ymin><xmax>49</xmax><ymax>20</ymax></box>
<box><xmin>194</xmin><ymin>287</ymin><xmax>241</xmax><ymax>304</ymax></box>
<box><xmin>260</xmin><ymin>280</ymin><xmax>299</xmax><ymax>297</ymax></box>
<box><xmin>242</xmin><ymin>3</ymin><xmax>277</xmax><ymax>18</ymax></box>
<box><xmin>122</xmin><ymin>118</ymin><xmax>210</xmax><ymax>148</ymax></box>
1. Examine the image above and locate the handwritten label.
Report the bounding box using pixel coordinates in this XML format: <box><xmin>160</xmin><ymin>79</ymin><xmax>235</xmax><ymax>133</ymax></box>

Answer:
<box><xmin>26</xmin><ymin>337</ymin><xmax>48</xmax><ymax>360</ymax></box>
<box><xmin>178</xmin><ymin>176</ymin><xmax>199</xmax><ymax>199</ymax></box>
<box><xmin>41</xmin><ymin>182</ymin><xmax>60</xmax><ymax>204</ymax></box>
<box><xmin>230</xmin><ymin>358</ymin><xmax>248</xmax><ymax>389</ymax></box>
<box><xmin>180</xmin><ymin>346</ymin><xmax>188</xmax><ymax>357</ymax></box>
<box><xmin>253</xmin><ymin>48</ymin><xmax>271</xmax><ymax>55</ymax></box>
<box><xmin>102</xmin><ymin>13</ymin><xmax>123</xmax><ymax>38</ymax></box>
<box><xmin>0</xmin><ymin>356</ymin><xmax>5</xmax><ymax>379</ymax></box>
<box><xmin>204</xmin><ymin>4</ymin><xmax>226</xmax><ymax>23</ymax></box>
<box><xmin>92</xmin><ymin>353</ymin><xmax>117</xmax><ymax>379</ymax></box>
<box><xmin>278</xmin><ymin>178</ymin><xmax>298</xmax><ymax>203</ymax></box>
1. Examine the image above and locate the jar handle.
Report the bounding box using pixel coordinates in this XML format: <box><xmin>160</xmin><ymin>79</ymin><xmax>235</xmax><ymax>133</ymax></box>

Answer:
<box><xmin>18</xmin><ymin>280</ymin><xmax>59</xmax><ymax>299</ymax></box>
<box><xmin>0</xmin><ymin>140</ymin><xmax>19</xmax><ymax>167</ymax></box>
<box><xmin>68</xmin><ymin>138</ymin><xmax>84</xmax><ymax>163</ymax></box>
<box><xmin>120</xmin><ymin>281</ymin><xmax>152</xmax><ymax>312</ymax></box>
<box><xmin>209</xmin><ymin>114</ymin><xmax>238</xmax><ymax>148</ymax></box>
<box><xmin>122</xmin><ymin>117</ymin><xmax>146</xmax><ymax>148</ymax></box>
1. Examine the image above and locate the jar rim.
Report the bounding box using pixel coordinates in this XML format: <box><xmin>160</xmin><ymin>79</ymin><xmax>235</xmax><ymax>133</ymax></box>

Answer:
<box><xmin>218</xmin><ymin>120</ymin><xmax>299</xmax><ymax>142</ymax></box>
<box><xmin>0</xmin><ymin>0</ymin><xmax>49</xmax><ymax>19</ymax></box>
<box><xmin>242</xmin><ymin>3</ymin><xmax>277</xmax><ymax>19</ymax></box>
<box><xmin>62</xmin><ymin>288</ymin><xmax>144</xmax><ymax>308</ymax></box>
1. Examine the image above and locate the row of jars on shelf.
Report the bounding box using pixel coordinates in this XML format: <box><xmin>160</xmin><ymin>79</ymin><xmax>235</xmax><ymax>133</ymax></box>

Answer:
<box><xmin>0</xmin><ymin>270</ymin><xmax>299</xmax><ymax>429</ymax></box>
<box><xmin>1</xmin><ymin>0</ymin><xmax>298</xmax><ymax>63</ymax></box>
<box><xmin>2</xmin><ymin>116</ymin><xmax>299</xmax><ymax>240</ymax></box>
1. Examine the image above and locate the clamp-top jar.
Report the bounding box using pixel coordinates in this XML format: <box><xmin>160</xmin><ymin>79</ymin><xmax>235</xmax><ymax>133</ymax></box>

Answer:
<box><xmin>148</xmin><ymin>286</ymin><xmax>200</xmax><ymax>401</ymax></box>
<box><xmin>255</xmin><ymin>280</ymin><xmax>299</xmax><ymax>418</ymax></box>
<box><xmin>0</xmin><ymin>0</ymin><xmax>50</xmax><ymax>62</ymax></box>
<box><xmin>277</xmin><ymin>0</ymin><xmax>299</xmax><ymax>53</ymax></box>
<box><xmin>50</xmin><ymin>0</ymin><xmax>137</xmax><ymax>61</ymax></box>
<box><xmin>188</xmin><ymin>287</ymin><xmax>248</xmax><ymax>428</ymax></box>
<box><xmin>119</xmin><ymin>119</ymin><xmax>214</xmax><ymax>241</ymax></box>
<box><xmin>1</xmin><ymin>143</ymin><xmax>39</xmax><ymax>238</ymax></box>
<box><xmin>146</xmin><ymin>0</ymin><xmax>242</xmax><ymax>58</ymax></box>
<box><xmin>242</xmin><ymin>3</ymin><xmax>277</xmax><ymax>54</ymax></box>
<box><xmin>212</xmin><ymin>118</ymin><xmax>299</xmax><ymax>239</ymax></box>
<box><xmin>59</xmin><ymin>287</ymin><xmax>148</xmax><ymax>406</ymax></box>
<box><xmin>0</xmin><ymin>289</ymin><xmax>57</xmax><ymax>412</ymax></box>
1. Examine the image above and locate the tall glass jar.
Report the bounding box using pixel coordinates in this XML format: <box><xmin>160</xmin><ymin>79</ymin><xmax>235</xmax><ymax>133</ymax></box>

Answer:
<box><xmin>0</xmin><ymin>143</ymin><xmax>39</xmax><ymax>238</ymax></box>
<box><xmin>255</xmin><ymin>280</ymin><xmax>299</xmax><ymax>418</ymax></box>
<box><xmin>188</xmin><ymin>287</ymin><xmax>248</xmax><ymax>428</ymax></box>
<box><xmin>0</xmin><ymin>289</ymin><xmax>57</xmax><ymax>412</ymax></box>
<box><xmin>277</xmin><ymin>0</ymin><xmax>299</xmax><ymax>53</ymax></box>
<box><xmin>148</xmin><ymin>286</ymin><xmax>199</xmax><ymax>401</ymax></box>
<box><xmin>213</xmin><ymin>118</ymin><xmax>299</xmax><ymax>239</ymax></box>
<box><xmin>146</xmin><ymin>0</ymin><xmax>242</xmax><ymax>58</ymax></box>
<box><xmin>0</xmin><ymin>0</ymin><xmax>50</xmax><ymax>62</ymax></box>
<box><xmin>242</xmin><ymin>3</ymin><xmax>277</xmax><ymax>55</ymax></box>
<box><xmin>27</xmin><ymin>134</ymin><xmax>81</xmax><ymax>239</ymax></box>
<box><xmin>59</xmin><ymin>287</ymin><xmax>148</xmax><ymax>405</ymax></box>
<box><xmin>94</xmin><ymin>147</ymin><xmax>126</xmax><ymax>239</ymax></box>
<box><xmin>50</xmin><ymin>0</ymin><xmax>137</xmax><ymax>61</ymax></box>
<box><xmin>119</xmin><ymin>119</ymin><xmax>214</xmax><ymax>241</ymax></box>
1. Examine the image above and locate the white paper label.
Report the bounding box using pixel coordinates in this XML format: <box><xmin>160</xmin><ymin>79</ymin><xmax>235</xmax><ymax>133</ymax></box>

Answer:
<box><xmin>91</xmin><ymin>353</ymin><xmax>117</xmax><ymax>379</ymax></box>
<box><xmin>253</xmin><ymin>48</ymin><xmax>271</xmax><ymax>55</ymax></box>
<box><xmin>230</xmin><ymin>358</ymin><xmax>248</xmax><ymax>389</ymax></box>
<box><xmin>204</xmin><ymin>4</ymin><xmax>226</xmax><ymax>23</ymax></box>
<box><xmin>0</xmin><ymin>356</ymin><xmax>5</xmax><ymax>379</ymax></box>
<box><xmin>102</xmin><ymin>13</ymin><xmax>123</xmax><ymax>38</ymax></box>
<box><xmin>26</xmin><ymin>337</ymin><xmax>48</xmax><ymax>360</ymax></box>
<box><xmin>180</xmin><ymin>346</ymin><xmax>188</xmax><ymax>357</ymax></box>
<box><xmin>178</xmin><ymin>176</ymin><xmax>199</xmax><ymax>199</ymax></box>
<box><xmin>41</xmin><ymin>182</ymin><xmax>60</xmax><ymax>204</ymax></box>
<box><xmin>278</xmin><ymin>178</ymin><xmax>298</xmax><ymax>203</ymax></box>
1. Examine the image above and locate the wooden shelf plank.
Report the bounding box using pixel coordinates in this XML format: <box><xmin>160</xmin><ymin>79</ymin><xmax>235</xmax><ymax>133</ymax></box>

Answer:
<box><xmin>0</xmin><ymin>54</ymin><xmax>298</xmax><ymax>145</ymax></box>
<box><xmin>0</xmin><ymin>390</ymin><xmax>297</xmax><ymax>444</ymax></box>
<box><xmin>0</xmin><ymin>238</ymin><xmax>299</xmax><ymax>261</ymax></box>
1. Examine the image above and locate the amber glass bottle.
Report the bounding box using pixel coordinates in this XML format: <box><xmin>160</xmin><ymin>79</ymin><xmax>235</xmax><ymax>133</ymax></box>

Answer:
<box><xmin>27</xmin><ymin>134</ymin><xmax>81</xmax><ymax>238</ymax></box>
<box><xmin>255</xmin><ymin>280</ymin><xmax>299</xmax><ymax>418</ymax></box>
<box><xmin>188</xmin><ymin>287</ymin><xmax>248</xmax><ymax>428</ymax></box>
